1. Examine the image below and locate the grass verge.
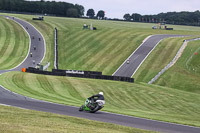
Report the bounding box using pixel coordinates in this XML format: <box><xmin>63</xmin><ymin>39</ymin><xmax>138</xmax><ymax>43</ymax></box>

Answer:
<box><xmin>0</xmin><ymin>105</ymin><xmax>154</xmax><ymax>133</ymax></box>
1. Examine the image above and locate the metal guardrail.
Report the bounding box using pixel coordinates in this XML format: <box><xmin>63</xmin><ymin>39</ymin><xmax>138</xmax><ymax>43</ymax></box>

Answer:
<box><xmin>148</xmin><ymin>38</ymin><xmax>200</xmax><ymax>84</ymax></box>
<box><xmin>54</xmin><ymin>27</ymin><xmax>58</xmax><ymax>69</ymax></box>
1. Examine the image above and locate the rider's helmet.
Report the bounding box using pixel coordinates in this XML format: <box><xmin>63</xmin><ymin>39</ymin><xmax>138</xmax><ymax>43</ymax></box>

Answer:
<box><xmin>99</xmin><ymin>92</ymin><xmax>103</xmax><ymax>95</ymax></box>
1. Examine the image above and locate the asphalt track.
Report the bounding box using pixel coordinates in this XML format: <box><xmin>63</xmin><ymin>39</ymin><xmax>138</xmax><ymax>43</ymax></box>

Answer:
<box><xmin>113</xmin><ymin>35</ymin><xmax>186</xmax><ymax>77</ymax></box>
<box><xmin>0</xmin><ymin>16</ymin><xmax>200</xmax><ymax>133</ymax></box>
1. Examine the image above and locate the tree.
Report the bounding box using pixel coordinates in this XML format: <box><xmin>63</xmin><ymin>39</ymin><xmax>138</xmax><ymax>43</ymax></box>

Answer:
<box><xmin>131</xmin><ymin>13</ymin><xmax>141</xmax><ymax>22</ymax></box>
<box><xmin>75</xmin><ymin>4</ymin><xmax>84</xmax><ymax>17</ymax></box>
<box><xmin>66</xmin><ymin>8</ymin><xmax>79</xmax><ymax>17</ymax></box>
<box><xmin>97</xmin><ymin>10</ymin><xmax>105</xmax><ymax>19</ymax></box>
<box><xmin>0</xmin><ymin>0</ymin><xmax>84</xmax><ymax>18</ymax></box>
<box><xmin>86</xmin><ymin>9</ymin><xmax>95</xmax><ymax>18</ymax></box>
<box><xmin>123</xmin><ymin>13</ymin><xmax>131</xmax><ymax>21</ymax></box>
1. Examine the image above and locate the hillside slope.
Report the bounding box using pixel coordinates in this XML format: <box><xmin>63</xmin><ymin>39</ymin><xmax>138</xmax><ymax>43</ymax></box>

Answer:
<box><xmin>0</xmin><ymin>16</ymin><xmax>29</xmax><ymax>69</ymax></box>
<box><xmin>155</xmin><ymin>40</ymin><xmax>200</xmax><ymax>93</ymax></box>
<box><xmin>0</xmin><ymin>13</ymin><xmax>200</xmax><ymax>129</ymax></box>
<box><xmin>3</xmin><ymin>13</ymin><xmax>200</xmax><ymax>75</ymax></box>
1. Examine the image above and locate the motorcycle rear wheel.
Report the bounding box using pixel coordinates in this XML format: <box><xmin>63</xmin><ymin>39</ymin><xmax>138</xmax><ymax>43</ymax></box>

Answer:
<box><xmin>89</xmin><ymin>104</ymin><xmax>99</xmax><ymax>113</ymax></box>
<box><xmin>79</xmin><ymin>105</ymin><xmax>84</xmax><ymax>111</ymax></box>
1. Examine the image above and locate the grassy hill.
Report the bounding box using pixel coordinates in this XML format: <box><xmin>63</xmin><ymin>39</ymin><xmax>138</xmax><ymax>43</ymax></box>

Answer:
<box><xmin>0</xmin><ymin>72</ymin><xmax>200</xmax><ymax>127</ymax></box>
<box><xmin>3</xmin><ymin>13</ymin><xmax>200</xmax><ymax>75</ymax></box>
<box><xmin>1</xmin><ymin>13</ymin><xmax>200</xmax><ymax>130</ymax></box>
<box><xmin>0</xmin><ymin>16</ymin><xmax>29</xmax><ymax>69</ymax></box>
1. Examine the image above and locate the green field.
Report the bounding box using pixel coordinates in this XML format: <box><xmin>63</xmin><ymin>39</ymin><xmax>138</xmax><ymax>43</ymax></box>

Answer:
<box><xmin>0</xmin><ymin>105</ymin><xmax>154</xmax><ymax>133</ymax></box>
<box><xmin>3</xmin><ymin>13</ymin><xmax>200</xmax><ymax>74</ymax></box>
<box><xmin>0</xmin><ymin>72</ymin><xmax>200</xmax><ymax>127</ymax></box>
<box><xmin>1</xmin><ymin>13</ymin><xmax>200</xmax><ymax>131</ymax></box>
<box><xmin>0</xmin><ymin>16</ymin><xmax>29</xmax><ymax>69</ymax></box>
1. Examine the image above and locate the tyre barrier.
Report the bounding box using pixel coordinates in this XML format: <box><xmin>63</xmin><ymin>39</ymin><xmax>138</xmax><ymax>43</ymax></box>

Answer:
<box><xmin>25</xmin><ymin>67</ymin><xmax>134</xmax><ymax>83</ymax></box>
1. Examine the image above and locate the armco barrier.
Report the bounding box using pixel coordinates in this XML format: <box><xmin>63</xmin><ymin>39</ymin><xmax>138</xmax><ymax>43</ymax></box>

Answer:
<box><xmin>26</xmin><ymin>68</ymin><xmax>134</xmax><ymax>83</ymax></box>
<box><xmin>54</xmin><ymin>28</ymin><xmax>58</xmax><ymax>69</ymax></box>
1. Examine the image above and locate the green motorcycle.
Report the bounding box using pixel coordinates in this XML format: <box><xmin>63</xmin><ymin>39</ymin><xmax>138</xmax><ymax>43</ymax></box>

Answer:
<box><xmin>79</xmin><ymin>98</ymin><xmax>104</xmax><ymax>113</ymax></box>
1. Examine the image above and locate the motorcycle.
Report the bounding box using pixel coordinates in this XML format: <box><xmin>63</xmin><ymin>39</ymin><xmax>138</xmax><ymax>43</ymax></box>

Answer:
<box><xmin>79</xmin><ymin>98</ymin><xmax>104</xmax><ymax>113</ymax></box>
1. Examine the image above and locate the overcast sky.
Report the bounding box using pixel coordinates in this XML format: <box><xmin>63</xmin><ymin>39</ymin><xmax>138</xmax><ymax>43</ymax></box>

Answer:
<box><xmin>35</xmin><ymin>0</ymin><xmax>200</xmax><ymax>18</ymax></box>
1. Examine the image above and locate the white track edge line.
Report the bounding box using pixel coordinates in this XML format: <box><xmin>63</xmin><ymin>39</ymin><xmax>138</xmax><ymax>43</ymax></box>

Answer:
<box><xmin>131</xmin><ymin>35</ymin><xmax>187</xmax><ymax>77</ymax></box>
<box><xmin>112</xmin><ymin>35</ymin><xmax>153</xmax><ymax>76</ymax></box>
<box><xmin>131</xmin><ymin>38</ymin><xmax>163</xmax><ymax>77</ymax></box>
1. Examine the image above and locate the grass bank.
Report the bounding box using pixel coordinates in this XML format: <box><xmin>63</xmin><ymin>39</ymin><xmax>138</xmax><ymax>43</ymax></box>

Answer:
<box><xmin>0</xmin><ymin>16</ymin><xmax>29</xmax><ymax>69</ymax></box>
<box><xmin>154</xmin><ymin>40</ymin><xmax>200</xmax><ymax>93</ymax></box>
<box><xmin>0</xmin><ymin>72</ymin><xmax>200</xmax><ymax>127</ymax></box>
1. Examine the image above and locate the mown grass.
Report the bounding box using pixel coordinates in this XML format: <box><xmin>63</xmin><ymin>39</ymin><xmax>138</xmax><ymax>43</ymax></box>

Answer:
<box><xmin>154</xmin><ymin>40</ymin><xmax>200</xmax><ymax>93</ymax></box>
<box><xmin>1</xmin><ymin>13</ymin><xmax>200</xmax><ymax>130</ymax></box>
<box><xmin>0</xmin><ymin>16</ymin><xmax>29</xmax><ymax>69</ymax></box>
<box><xmin>0</xmin><ymin>105</ymin><xmax>154</xmax><ymax>133</ymax></box>
<box><xmin>0</xmin><ymin>72</ymin><xmax>200</xmax><ymax>127</ymax></box>
<box><xmin>1</xmin><ymin>13</ymin><xmax>200</xmax><ymax>74</ymax></box>
<box><xmin>38</xmin><ymin>17</ymin><xmax>200</xmax><ymax>75</ymax></box>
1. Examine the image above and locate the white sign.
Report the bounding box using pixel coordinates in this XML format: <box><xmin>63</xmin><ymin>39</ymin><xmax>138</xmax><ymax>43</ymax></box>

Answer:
<box><xmin>66</xmin><ymin>70</ymin><xmax>84</xmax><ymax>75</ymax></box>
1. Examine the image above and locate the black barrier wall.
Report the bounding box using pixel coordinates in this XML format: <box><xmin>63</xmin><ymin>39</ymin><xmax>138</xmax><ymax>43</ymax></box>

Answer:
<box><xmin>26</xmin><ymin>68</ymin><xmax>134</xmax><ymax>83</ymax></box>
<box><xmin>52</xmin><ymin>69</ymin><xmax>102</xmax><ymax>75</ymax></box>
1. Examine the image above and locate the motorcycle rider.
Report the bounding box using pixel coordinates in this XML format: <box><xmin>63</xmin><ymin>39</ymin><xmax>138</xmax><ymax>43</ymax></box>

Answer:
<box><xmin>88</xmin><ymin>92</ymin><xmax>105</xmax><ymax>105</ymax></box>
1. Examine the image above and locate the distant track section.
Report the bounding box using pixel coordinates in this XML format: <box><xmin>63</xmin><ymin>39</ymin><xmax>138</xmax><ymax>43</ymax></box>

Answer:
<box><xmin>113</xmin><ymin>35</ymin><xmax>187</xmax><ymax>77</ymax></box>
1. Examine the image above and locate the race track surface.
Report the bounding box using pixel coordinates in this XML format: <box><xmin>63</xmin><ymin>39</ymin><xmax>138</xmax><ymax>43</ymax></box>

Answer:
<box><xmin>113</xmin><ymin>35</ymin><xmax>186</xmax><ymax>77</ymax></box>
<box><xmin>0</xmin><ymin>16</ymin><xmax>200</xmax><ymax>133</ymax></box>
<box><xmin>1</xmin><ymin>87</ymin><xmax>200</xmax><ymax>133</ymax></box>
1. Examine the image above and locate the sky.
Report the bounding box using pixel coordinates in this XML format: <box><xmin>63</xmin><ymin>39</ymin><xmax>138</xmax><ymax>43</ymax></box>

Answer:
<box><xmin>32</xmin><ymin>0</ymin><xmax>200</xmax><ymax>19</ymax></box>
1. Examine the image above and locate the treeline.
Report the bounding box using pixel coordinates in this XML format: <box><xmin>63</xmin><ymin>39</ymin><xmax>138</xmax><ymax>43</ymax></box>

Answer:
<box><xmin>0</xmin><ymin>0</ymin><xmax>84</xmax><ymax>17</ymax></box>
<box><xmin>86</xmin><ymin>9</ymin><xmax>105</xmax><ymax>20</ymax></box>
<box><xmin>124</xmin><ymin>11</ymin><xmax>200</xmax><ymax>26</ymax></box>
